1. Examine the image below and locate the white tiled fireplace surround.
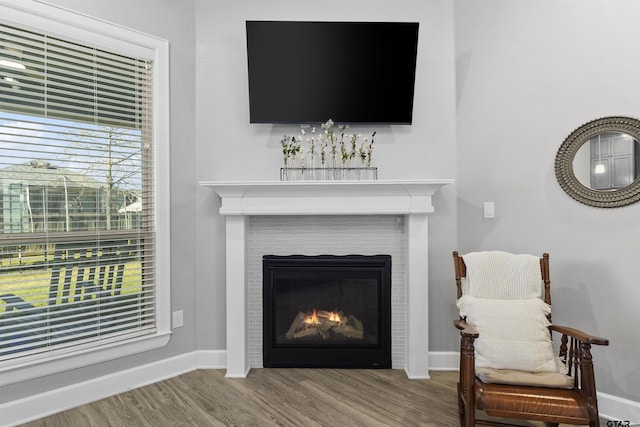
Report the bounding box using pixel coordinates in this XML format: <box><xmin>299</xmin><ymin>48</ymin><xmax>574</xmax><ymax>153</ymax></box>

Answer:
<box><xmin>200</xmin><ymin>180</ymin><xmax>452</xmax><ymax>379</ymax></box>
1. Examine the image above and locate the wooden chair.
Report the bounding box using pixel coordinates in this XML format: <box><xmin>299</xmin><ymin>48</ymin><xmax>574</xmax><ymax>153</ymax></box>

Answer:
<box><xmin>0</xmin><ymin>240</ymin><xmax>136</xmax><ymax>354</ymax></box>
<box><xmin>47</xmin><ymin>240</ymin><xmax>128</xmax><ymax>306</ymax></box>
<box><xmin>453</xmin><ymin>251</ymin><xmax>609</xmax><ymax>427</ymax></box>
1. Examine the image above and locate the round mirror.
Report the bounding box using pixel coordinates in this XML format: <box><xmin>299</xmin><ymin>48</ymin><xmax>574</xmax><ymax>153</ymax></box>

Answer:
<box><xmin>555</xmin><ymin>116</ymin><xmax>640</xmax><ymax>207</ymax></box>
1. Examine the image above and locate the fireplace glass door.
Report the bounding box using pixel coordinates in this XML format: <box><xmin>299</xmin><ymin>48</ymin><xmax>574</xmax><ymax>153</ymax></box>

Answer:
<box><xmin>263</xmin><ymin>255</ymin><xmax>391</xmax><ymax>368</ymax></box>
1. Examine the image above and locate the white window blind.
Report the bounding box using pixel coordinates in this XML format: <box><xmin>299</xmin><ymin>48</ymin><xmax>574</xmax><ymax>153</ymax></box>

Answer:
<box><xmin>0</xmin><ymin>23</ymin><xmax>156</xmax><ymax>364</ymax></box>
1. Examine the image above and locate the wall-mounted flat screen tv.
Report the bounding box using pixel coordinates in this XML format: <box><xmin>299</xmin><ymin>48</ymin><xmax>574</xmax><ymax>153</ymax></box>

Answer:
<box><xmin>246</xmin><ymin>21</ymin><xmax>419</xmax><ymax>124</ymax></box>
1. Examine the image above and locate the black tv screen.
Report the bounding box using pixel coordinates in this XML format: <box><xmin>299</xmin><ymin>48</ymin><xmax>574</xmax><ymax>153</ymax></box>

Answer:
<box><xmin>246</xmin><ymin>21</ymin><xmax>419</xmax><ymax>124</ymax></box>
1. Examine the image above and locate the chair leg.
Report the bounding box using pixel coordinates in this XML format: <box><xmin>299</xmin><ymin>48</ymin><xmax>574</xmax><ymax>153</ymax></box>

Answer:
<box><xmin>464</xmin><ymin>410</ymin><xmax>474</xmax><ymax>427</ymax></box>
<box><xmin>457</xmin><ymin>383</ymin><xmax>465</xmax><ymax>426</ymax></box>
<box><xmin>458</xmin><ymin>382</ymin><xmax>474</xmax><ymax>427</ymax></box>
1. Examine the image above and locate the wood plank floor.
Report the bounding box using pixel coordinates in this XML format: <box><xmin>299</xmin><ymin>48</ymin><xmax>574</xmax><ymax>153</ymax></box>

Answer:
<box><xmin>20</xmin><ymin>370</ymin><xmax>596</xmax><ymax>426</ymax></box>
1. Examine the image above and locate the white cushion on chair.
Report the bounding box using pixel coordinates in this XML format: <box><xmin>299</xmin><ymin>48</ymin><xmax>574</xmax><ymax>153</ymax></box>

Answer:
<box><xmin>476</xmin><ymin>367</ymin><xmax>574</xmax><ymax>389</ymax></box>
<box><xmin>457</xmin><ymin>295</ymin><xmax>559</xmax><ymax>373</ymax></box>
<box><xmin>461</xmin><ymin>251</ymin><xmax>543</xmax><ymax>299</ymax></box>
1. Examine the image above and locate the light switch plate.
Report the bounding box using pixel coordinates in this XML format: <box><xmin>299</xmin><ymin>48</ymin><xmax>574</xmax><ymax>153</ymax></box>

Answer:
<box><xmin>483</xmin><ymin>202</ymin><xmax>495</xmax><ymax>218</ymax></box>
<box><xmin>172</xmin><ymin>310</ymin><xmax>184</xmax><ymax>328</ymax></box>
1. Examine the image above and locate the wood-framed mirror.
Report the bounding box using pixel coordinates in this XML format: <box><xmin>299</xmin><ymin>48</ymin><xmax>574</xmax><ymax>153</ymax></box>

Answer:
<box><xmin>555</xmin><ymin>116</ymin><xmax>640</xmax><ymax>208</ymax></box>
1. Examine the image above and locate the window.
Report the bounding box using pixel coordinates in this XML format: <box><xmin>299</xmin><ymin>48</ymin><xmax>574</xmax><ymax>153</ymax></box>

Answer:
<box><xmin>0</xmin><ymin>3</ymin><xmax>170</xmax><ymax>384</ymax></box>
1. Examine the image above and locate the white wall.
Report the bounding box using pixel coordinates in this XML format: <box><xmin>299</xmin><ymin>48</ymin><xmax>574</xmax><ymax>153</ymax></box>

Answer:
<box><xmin>194</xmin><ymin>0</ymin><xmax>458</xmax><ymax>354</ymax></box>
<box><xmin>455</xmin><ymin>0</ymin><xmax>640</xmax><ymax>402</ymax></box>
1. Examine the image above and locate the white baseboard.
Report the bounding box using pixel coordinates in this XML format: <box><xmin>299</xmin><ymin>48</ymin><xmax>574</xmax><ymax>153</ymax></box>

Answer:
<box><xmin>1</xmin><ymin>350</ymin><xmax>637</xmax><ymax>426</ymax></box>
<box><xmin>428</xmin><ymin>351</ymin><xmax>459</xmax><ymax>371</ymax></box>
<box><xmin>598</xmin><ymin>391</ymin><xmax>640</xmax><ymax>424</ymax></box>
<box><xmin>0</xmin><ymin>350</ymin><xmax>226</xmax><ymax>427</ymax></box>
<box><xmin>195</xmin><ymin>348</ymin><xmax>227</xmax><ymax>369</ymax></box>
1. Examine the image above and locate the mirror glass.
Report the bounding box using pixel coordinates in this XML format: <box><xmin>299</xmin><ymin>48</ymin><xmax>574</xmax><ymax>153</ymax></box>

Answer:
<box><xmin>555</xmin><ymin>116</ymin><xmax>640</xmax><ymax>207</ymax></box>
<box><xmin>572</xmin><ymin>132</ymin><xmax>640</xmax><ymax>190</ymax></box>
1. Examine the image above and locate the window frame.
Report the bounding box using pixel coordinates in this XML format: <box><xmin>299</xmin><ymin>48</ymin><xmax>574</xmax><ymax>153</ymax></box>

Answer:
<box><xmin>0</xmin><ymin>0</ymin><xmax>171</xmax><ymax>386</ymax></box>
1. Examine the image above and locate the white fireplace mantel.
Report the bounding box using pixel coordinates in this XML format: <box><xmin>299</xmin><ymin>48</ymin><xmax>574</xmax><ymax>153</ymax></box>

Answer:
<box><xmin>200</xmin><ymin>179</ymin><xmax>453</xmax><ymax>379</ymax></box>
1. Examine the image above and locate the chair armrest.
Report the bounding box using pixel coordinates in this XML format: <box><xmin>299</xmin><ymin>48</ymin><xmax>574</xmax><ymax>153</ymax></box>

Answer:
<box><xmin>550</xmin><ymin>324</ymin><xmax>609</xmax><ymax>346</ymax></box>
<box><xmin>454</xmin><ymin>318</ymin><xmax>479</xmax><ymax>338</ymax></box>
<box><xmin>551</xmin><ymin>323</ymin><xmax>607</xmax><ymax>401</ymax></box>
<box><xmin>455</xmin><ymin>318</ymin><xmax>478</xmax><ymax>410</ymax></box>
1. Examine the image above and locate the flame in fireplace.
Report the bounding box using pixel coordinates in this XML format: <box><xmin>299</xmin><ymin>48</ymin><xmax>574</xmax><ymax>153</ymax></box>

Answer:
<box><xmin>287</xmin><ymin>308</ymin><xmax>363</xmax><ymax>340</ymax></box>
<box><xmin>303</xmin><ymin>309</ymin><xmax>320</xmax><ymax>325</ymax></box>
<box><xmin>303</xmin><ymin>309</ymin><xmax>344</xmax><ymax>325</ymax></box>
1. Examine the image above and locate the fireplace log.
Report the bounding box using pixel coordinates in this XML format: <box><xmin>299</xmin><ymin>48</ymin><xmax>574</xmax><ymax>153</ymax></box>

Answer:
<box><xmin>334</xmin><ymin>324</ymin><xmax>364</xmax><ymax>339</ymax></box>
<box><xmin>286</xmin><ymin>310</ymin><xmax>365</xmax><ymax>340</ymax></box>
<box><xmin>318</xmin><ymin>320</ymin><xmax>338</xmax><ymax>332</ymax></box>
<box><xmin>332</xmin><ymin>315</ymin><xmax>364</xmax><ymax>339</ymax></box>
<box><xmin>286</xmin><ymin>311</ymin><xmax>306</xmax><ymax>339</ymax></box>
<box><xmin>293</xmin><ymin>326</ymin><xmax>318</xmax><ymax>338</ymax></box>
<box><xmin>349</xmin><ymin>314</ymin><xmax>363</xmax><ymax>332</ymax></box>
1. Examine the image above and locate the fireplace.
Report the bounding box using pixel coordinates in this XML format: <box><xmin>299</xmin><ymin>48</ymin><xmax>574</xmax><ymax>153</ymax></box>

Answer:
<box><xmin>201</xmin><ymin>180</ymin><xmax>453</xmax><ymax>378</ymax></box>
<box><xmin>263</xmin><ymin>255</ymin><xmax>391</xmax><ymax>368</ymax></box>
